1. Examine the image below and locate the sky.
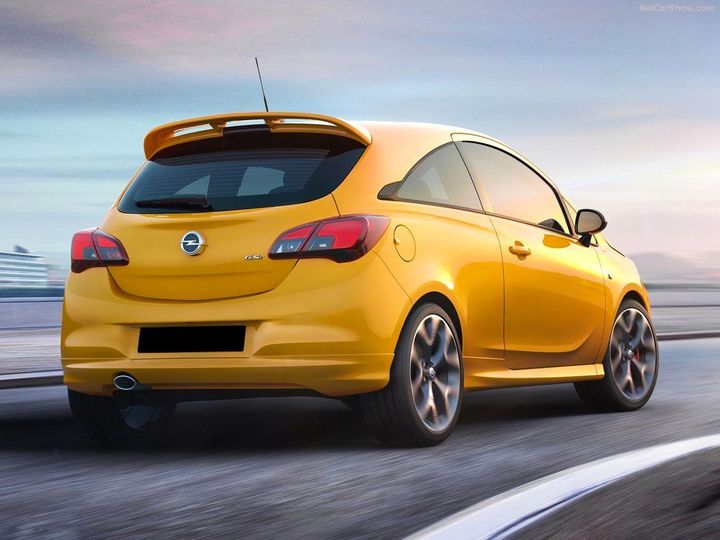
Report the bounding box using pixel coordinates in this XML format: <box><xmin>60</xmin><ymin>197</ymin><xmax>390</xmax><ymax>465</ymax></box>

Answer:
<box><xmin>1</xmin><ymin>0</ymin><xmax>718</xmax><ymax>264</ymax></box>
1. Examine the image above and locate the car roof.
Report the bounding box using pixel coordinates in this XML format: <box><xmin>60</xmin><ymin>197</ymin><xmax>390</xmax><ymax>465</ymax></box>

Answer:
<box><xmin>349</xmin><ymin>119</ymin><xmax>500</xmax><ymax>143</ymax></box>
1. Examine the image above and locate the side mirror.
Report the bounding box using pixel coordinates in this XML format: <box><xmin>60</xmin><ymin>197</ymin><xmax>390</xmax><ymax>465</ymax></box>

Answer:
<box><xmin>575</xmin><ymin>209</ymin><xmax>607</xmax><ymax>247</ymax></box>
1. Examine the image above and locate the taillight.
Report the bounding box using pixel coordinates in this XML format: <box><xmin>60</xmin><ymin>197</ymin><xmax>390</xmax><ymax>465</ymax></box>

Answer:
<box><xmin>269</xmin><ymin>215</ymin><xmax>390</xmax><ymax>263</ymax></box>
<box><xmin>71</xmin><ymin>228</ymin><xmax>129</xmax><ymax>273</ymax></box>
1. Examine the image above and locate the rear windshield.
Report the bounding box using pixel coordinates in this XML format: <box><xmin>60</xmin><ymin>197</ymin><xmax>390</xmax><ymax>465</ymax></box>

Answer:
<box><xmin>118</xmin><ymin>131</ymin><xmax>365</xmax><ymax>213</ymax></box>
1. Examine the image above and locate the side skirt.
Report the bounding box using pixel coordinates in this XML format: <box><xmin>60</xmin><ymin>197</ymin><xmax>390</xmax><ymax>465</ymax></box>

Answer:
<box><xmin>463</xmin><ymin>357</ymin><xmax>603</xmax><ymax>390</ymax></box>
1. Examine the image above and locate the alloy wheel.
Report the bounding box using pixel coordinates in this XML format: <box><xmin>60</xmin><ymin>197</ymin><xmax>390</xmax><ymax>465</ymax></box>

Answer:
<box><xmin>410</xmin><ymin>314</ymin><xmax>461</xmax><ymax>432</ymax></box>
<box><xmin>609</xmin><ymin>308</ymin><xmax>657</xmax><ymax>401</ymax></box>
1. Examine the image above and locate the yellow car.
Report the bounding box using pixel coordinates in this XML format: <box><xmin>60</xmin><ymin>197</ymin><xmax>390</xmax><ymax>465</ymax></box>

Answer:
<box><xmin>62</xmin><ymin>112</ymin><xmax>658</xmax><ymax>446</ymax></box>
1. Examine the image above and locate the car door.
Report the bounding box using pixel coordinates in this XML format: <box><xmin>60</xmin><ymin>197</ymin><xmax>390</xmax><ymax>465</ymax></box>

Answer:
<box><xmin>455</xmin><ymin>137</ymin><xmax>606</xmax><ymax>369</ymax></box>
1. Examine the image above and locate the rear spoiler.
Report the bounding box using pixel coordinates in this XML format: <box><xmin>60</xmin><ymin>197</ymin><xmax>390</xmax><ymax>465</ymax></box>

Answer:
<box><xmin>143</xmin><ymin>112</ymin><xmax>371</xmax><ymax>159</ymax></box>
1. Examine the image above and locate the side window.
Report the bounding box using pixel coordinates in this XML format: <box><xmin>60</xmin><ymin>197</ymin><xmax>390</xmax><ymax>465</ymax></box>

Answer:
<box><xmin>459</xmin><ymin>142</ymin><xmax>570</xmax><ymax>234</ymax></box>
<box><xmin>396</xmin><ymin>144</ymin><xmax>482</xmax><ymax>210</ymax></box>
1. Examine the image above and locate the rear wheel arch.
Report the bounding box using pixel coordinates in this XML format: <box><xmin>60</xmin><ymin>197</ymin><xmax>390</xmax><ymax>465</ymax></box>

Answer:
<box><xmin>410</xmin><ymin>292</ymin><xmax>463</xmax><ymax>349</ymax></box>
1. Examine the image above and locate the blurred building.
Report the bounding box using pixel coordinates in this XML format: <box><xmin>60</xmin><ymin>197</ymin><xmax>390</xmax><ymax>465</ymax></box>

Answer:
<box><xmin>0</xmin><ymin>245</ymin><xmax>52</xmax><ymax>290</ymax></box>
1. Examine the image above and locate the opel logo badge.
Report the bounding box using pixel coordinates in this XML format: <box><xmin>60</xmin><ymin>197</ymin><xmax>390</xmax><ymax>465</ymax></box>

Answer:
<box><xmin>180</xmin><ymin>231</ymin><xmax>205</xmax><ymax>256</ymax></box>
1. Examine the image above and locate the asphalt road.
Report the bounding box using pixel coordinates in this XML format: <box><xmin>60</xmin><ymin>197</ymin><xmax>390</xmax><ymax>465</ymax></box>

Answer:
<box><xmin>0</xmin><ymin>339</ymin><xmax>718</xmax><ymax>539</ymax></box>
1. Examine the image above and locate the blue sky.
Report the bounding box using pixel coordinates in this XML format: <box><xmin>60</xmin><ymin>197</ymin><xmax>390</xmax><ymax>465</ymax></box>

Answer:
<box><xmin>1</xmin><ymin>0</ymin><xmax>718</xmax><ymax>260</ymax></box>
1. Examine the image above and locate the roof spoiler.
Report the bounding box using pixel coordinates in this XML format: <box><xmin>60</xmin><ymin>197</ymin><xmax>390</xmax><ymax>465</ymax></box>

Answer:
<box><xmin>143</xmin><ymin>112</ymin><xmax>371</xmax><ymax>159</ymax></box>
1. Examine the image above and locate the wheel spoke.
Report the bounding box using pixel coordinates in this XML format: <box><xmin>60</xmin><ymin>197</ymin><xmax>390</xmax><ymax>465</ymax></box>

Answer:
<box><xmin>615</xmin><ymin>361</ymin><xmax>628</xmax><ymax>388</ymax></box>
<box><xmin>625</xmin><ymin>368</ymin><xmax>636</xmax><ymax>396</ymax></box>
<box><xmin>417</xmin><ymin>388</ymin><xmax>431</xmax><ymax>418</ymax></box>
<box><xmin>631</xmin><ymin>358</ymin><xmax>647</xmax><ymax>389</ymax></box>
<box><xmin>418</xmin><ymin>317</ymin><xmax>440</xmax><ymax>348</ymax></box>
<box><xmin>610</xmin><ymin>343</ymin><xmax>623</xmax><ymax>372</ymax></box>
<box><xmin>433</xmin><ymin>379</ymin><xmax>455</xmax><ymax>416</ymax></box>
<box><xmin>430</xmin><ymin>330</ymin><xmax>446</xmax><ymax>366</ymax></box>
<box><xmin>411</xmin><ymin>369</ymin><xmax>423</xmax><ymax>395</ymax></box>
<box><xmin>410</xmin><ymin>345</ymin><xmax>424</xmax><ymax>370</ymax></box>
<box><xmin>641</xmin><ymin>329</ymin><xmax>656</xmax><ymax>351</ymax></box>
<box><xmin>418</xmin><ymin>385</ymin><xmax>439</xmax><ymax>424</ymax></box>
<box><xmin>629</xmin><ymin>316</ymin><xmax>649</xmax><ymax>349</ymax></box>
<box><xmin>444</xmin><ymin>336</ymin><xmax>459</xmax><ymax>369</ymax></box>
<box><xmin>616</xmin><ymin>311</ymin><xmax>633</xmax><ymax>334</ymax></box>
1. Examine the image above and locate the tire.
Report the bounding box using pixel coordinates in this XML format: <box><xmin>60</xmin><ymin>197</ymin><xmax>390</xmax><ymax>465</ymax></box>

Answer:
<box><xmin>575</xmin><ymin>299</ymin><xmax>659</xmax><ymax>412</ymax></box>
<box><xmin>68</xmin><ymin>389</ymin><xmax>175</xmax><ymax>447</ymax></box>
<box><xmin>359</xmin><ymin>302</ymin><xmax>463</xmax><ymax>446</ymax></box>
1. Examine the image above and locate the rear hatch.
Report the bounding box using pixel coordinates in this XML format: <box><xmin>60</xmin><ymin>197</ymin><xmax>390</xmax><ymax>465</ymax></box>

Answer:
<box><xmin>103</xmin><ymin>129</ymin><xmax>365</xmax><ymax>301</ymax></box>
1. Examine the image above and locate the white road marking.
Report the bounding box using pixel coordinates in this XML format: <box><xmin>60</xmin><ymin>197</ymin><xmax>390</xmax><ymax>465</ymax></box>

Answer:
<box><xmin>410</xmin><ymin>434</ymin><xmax>720</xmax><ymax>540</ymax></box>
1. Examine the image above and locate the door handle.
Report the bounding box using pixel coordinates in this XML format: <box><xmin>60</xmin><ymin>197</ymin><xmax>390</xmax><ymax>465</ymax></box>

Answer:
<box><xmin>508</xmin><ymin>242</ymin><xmax>531</xmax><ymax>257</ymax></box>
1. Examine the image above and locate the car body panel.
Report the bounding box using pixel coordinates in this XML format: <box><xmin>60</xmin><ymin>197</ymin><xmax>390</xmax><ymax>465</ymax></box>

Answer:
<box><xmin>370</xmin><ymin>204</ymin><xmax>505</xmax><ymax>368</ymax></box>
<box><xmin>102</xmin><ymin>195</ymin><xmax>339</xmax><ymax>301</ymax></box>
<box><xmin>62</xmin><ymin>251</ymin><xmax>410</xmax><ymax>396</ymax></box>
<box><xmin>62</xmin><ymin>112</ymin><xmax>651</xmax><ymax>398</ymax></box>
<box><xmin>489</xmin><ymin>215</ymin><xmax>606</xmax><ymax>369</ymax></box>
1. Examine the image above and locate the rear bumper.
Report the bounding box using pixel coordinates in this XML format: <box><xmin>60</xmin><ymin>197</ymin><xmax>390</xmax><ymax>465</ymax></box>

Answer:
<box><xmin>62</xmin><ymin>253</ymin><xmax>410</xmax><ymax>397</ymax></box>
<box><xmin>63</xmin><ymin>354</ymin><xmax>394</xmax><ymax>397</ymax></box>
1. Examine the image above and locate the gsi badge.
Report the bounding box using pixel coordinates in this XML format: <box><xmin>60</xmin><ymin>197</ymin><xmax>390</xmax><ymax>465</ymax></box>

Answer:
<box><xmin>180</xmin><ymin>231</ymin><xmax>205</xmax><ymax>256</ymax></box>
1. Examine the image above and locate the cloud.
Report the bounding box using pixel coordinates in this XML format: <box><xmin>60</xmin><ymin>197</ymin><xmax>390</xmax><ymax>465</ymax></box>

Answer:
<box><xmin>0</xmin><ymin>0</ymin><xmax>718</xmax><ymax>256</ymax></box>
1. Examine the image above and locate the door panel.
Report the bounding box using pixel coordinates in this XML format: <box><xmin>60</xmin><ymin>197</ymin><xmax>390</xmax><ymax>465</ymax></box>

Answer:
<box><xmin>491</xmin><ymin>217</ymin><xmax>605</xmax><ymax>368</ymax></box>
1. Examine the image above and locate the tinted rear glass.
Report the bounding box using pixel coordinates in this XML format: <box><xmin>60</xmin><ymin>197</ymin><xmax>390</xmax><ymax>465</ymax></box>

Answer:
<box><xmin>118</xmin><ymin>131</ymin><xmax>365</xmax><ymax>213</ymax></box>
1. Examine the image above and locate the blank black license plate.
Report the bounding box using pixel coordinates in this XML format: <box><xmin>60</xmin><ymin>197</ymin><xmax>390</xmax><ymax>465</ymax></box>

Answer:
<box><xmin>138</xmin><ymin>326</ymin><xmax>246</xmax><ymax>353</ymax></box>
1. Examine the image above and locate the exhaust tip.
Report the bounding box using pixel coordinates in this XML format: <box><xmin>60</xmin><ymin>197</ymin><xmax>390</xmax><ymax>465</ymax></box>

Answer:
<box><xmin>113</xmin><ymin>374</ymin><xmax>137</xmax><ymax>391</ymax></box>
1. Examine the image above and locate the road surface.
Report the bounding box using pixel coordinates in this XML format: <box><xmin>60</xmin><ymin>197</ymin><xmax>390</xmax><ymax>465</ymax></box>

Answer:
<box><xmin>0</xmin><ymin>338</ymin><xmax>718</xmax><ymax>538</ymax></box>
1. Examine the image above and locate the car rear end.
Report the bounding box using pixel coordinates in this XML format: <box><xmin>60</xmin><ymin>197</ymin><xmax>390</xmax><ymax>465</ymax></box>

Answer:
<box><xmin>62</xmin><ymin>114</ymin><xmax>411</xmax><ymax>398</ymax></box>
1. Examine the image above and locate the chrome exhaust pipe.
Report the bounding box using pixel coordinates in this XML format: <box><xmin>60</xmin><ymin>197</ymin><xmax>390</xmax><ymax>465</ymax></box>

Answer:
<box><xmin>113</xmin><ymin>374</ymin><xmax>138</xmax><ymax>391</ymax></box>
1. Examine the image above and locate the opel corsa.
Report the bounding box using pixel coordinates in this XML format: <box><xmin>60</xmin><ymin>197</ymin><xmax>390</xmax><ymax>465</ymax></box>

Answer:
<box><xmin>63</xmin><ymin>112</ymin><xmax>658</xmax><ymax>446</ymax></box>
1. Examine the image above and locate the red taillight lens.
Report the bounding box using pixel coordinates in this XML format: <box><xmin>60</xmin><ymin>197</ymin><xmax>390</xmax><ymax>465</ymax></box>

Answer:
<box><xmin>71</xmin><ymin>228</ymin><xmax>129</xmax><ymax>273</ymax></box>
<box><xmin>268</xmin><ymin>223</ymin><xmax>319</xmax><ymax>257</ymax></box>
<box><xmin>269</xmin><ymin>215</ymin><xmax>390</xmax><ymax>262</ymax></box>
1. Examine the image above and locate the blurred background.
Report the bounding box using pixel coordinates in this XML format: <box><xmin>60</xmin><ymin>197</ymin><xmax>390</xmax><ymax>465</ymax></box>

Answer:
<box><xmin>1</xmin><ymin>0</ymin><xmax>718</xmax><ymax>301</ymax></box>
<box><xmin>1</xmin><ymin>3</ymin><xmax>719</xmax><ymax>538</ymax></box>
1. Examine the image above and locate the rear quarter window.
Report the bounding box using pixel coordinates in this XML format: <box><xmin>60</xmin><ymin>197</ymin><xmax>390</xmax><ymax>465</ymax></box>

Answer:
<box><xmin>118</xmin><ymin>132</ymin><xmax>364</xmax><ymax>213</ymax></box>
<box><xmin>395</xmin><ymin>144</ymin><xmax>482</xmax><ymax>211</ymax></box>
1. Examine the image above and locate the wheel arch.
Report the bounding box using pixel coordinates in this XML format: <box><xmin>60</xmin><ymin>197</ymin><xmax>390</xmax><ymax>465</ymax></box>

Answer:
<box><xmin>410</xmin><ymin>292</ymin><xmax>463</xmax><ymax>348</ymax></box>
<box><xmin>622</xmin><ymin>289</ymin><xmax>647</xmax><ymax>309</ymax></box>
<box><xmin>619</xmin><ymin>286</ymin><xmax>651</xmax><ymax>316</ymax></box>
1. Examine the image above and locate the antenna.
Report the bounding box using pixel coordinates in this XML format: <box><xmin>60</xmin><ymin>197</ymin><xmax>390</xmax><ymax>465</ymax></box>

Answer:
<box><xmin>254</xmin><ymin>57</ymin><xmax>270</xmax><ymax>112</ymax></box>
